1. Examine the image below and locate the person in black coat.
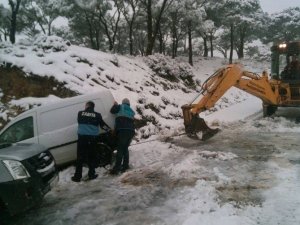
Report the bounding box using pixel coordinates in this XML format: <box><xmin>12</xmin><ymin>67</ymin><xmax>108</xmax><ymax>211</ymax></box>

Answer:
<box><xmin>71</xmin><ymin>101</ymin><xmax>109</xmax><ymax>182</ymax></box>
<box><xmin>109</xmin><ymin>98</ymin><xmax>135</xmax><ymax>175</ymax></box>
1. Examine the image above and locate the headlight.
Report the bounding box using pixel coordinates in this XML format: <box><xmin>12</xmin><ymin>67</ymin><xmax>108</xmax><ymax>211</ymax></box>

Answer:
<box><xmin>3</xmin><ymin>160</ymin><xmax>31</xmax><ymax>180</ymax></box>
<box><xmin>279</xmin><ymin>43</ymin><xmax>287</xmax><ymax>48</ymax></box>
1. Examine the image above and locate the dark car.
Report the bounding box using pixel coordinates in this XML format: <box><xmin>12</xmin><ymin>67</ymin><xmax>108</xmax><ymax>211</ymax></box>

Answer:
<box><xmin>0</xmin><ymin>143</ymin><xmax>58</xmax><ymax>219</ymax></box>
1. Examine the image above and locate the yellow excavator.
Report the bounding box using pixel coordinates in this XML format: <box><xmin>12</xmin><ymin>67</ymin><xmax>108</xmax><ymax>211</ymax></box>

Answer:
<box><xmin>182</xmin><ymin>41</ymin><xmax>300</xmax><ymax>140</ymax></box>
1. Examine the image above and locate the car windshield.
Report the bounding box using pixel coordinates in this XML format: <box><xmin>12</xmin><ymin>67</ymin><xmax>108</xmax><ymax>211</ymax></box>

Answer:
<box><xmin>0</xmin><ymin>117</ymin><xmax>34</xmax><ymax>144</ymax></box>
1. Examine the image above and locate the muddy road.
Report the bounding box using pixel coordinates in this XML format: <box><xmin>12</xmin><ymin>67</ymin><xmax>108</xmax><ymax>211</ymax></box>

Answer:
<box><xmin>172</xmin><ymin>123</ymin><xmax>300</xmax><ymax>203</ymax></box>
<box><xmin>5</xmin><ymin>113</ymin><xmax>300</xmax><ymax>225</ymax></box>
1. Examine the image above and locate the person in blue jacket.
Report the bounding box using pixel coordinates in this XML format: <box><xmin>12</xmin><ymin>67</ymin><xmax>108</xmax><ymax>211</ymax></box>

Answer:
<box><xmin>109</xmin><ymin>98</ymin><xmax>135</xmax><ymax>175</ymax></box>
<box><xmin>72</xmin><ymin>101</ymin><xmax>109</xmax><ymax>182</ymax></box>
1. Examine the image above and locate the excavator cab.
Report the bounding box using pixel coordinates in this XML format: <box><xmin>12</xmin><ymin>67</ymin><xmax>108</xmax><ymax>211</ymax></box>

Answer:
<box><xmin>271</xmin><ymin>41</ymin><xmax>300</xmax><ymax>81</ymax></box>
<box><xmin>271</xmin><ymin>41</ymin><xmax>300</xmax><ymax>104</ymax></box>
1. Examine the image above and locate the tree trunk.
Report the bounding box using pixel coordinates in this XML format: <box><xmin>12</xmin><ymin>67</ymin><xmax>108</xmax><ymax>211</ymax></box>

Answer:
<box><xmin>175</xmin><ymin>38</ymin><xmax>179</xmax><ymax>57</ymax></box>
<box><xmin>111</xmin><ymin>8</ymin><xmax>121</xmax><ymax>52</ymax></box>
<box><xmin>158</xmin><ymin>25</ymin><xmax>164</xmax><ymax>54</ymax></box>
<box><xmin>209</xmin><ymin>34</ymin><xmax>213</xmax><ymax>57</ymax></box>
<box><xmin>145</xmin><ymin>0</ymin><xmax>153</xmax><ymax>55</ymax></box>
<box><xmin>172</xmin><ymin>37</ymin><xmax>179</xmax><ymax>59</ymax></box>
<box><xmin>172</xmin><ymin>37</ymin><xmax>176</xmax><ymax>58</ymax></box>
<box><xmin>237</xmin><ymin>26</ymin><xmax>246</xmax><ymax>59</ymax></box>
<box><xmin>9</xmin><ymin>0</ymin><xmax>21</xmax><ymax>44</ymax></box>
<box><xmin>9</xmin><ymin>12</ymin><xmax>17</xmax><ymax>44</ymax></box>
<box><xmin>4</xmin><ymin>31</ymin><xmax>8</xmax><ymax>41</ymax></box>
<box><xmin>85</xmin><ymin>11</ymin><xmax>97</xmax><ymax>50</ymax></box>
<box><xmin>188</xmin><ymin>21</ymin><xmax>193</xmax><ymax>66</ymax></box>
<box><xmin>229</xmin><ymin>23</ymin><xmax>234</xmax><ymax>64</ymax></box>
<box><xmin>237</xmin><ymin>42</ymin><xmax>244</xmax><ymax>59</ymax></box>
<box><xmin>203</xmin><ymin>36</ymin><xmax>208</xmax><ymax>57</ymax></box>
<box><xmin>171</xmin><ymin>12</ymin><xmax>177</xmax><ymax>58</ymax></box>
<box><xmin>37</xmin><ymin>19</ymin><xmax>46</xmax><ymax>35</ymax></box>
<box><xmin>145</xmin><ymin>0</ymin><xmax>168</xmax><ymax>55</ymax></box>
<box><xmin>95</xmin><ymin>28</ymin><xmax>100</xmax><ymax>50</ymax></box>
<box><xmin>129</xmin><ymin>20</ymin><xmax>134</xmax><ymax>55</ymax></box>
<box><xmin>48</xmin><ymin>21</ymin><xmax>53</xmax><ymax>36</ymax></box>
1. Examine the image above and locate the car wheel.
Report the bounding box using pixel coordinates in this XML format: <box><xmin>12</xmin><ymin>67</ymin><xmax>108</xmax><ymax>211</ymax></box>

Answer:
<box><xmin>95</xmin><ymin>142</ymin><xmax>114</xmax><ymax>168</ymax></box>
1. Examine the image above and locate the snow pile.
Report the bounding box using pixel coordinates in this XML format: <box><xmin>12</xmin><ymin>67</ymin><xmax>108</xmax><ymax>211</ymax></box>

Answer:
<box><xmin>238</xmin><ymin>116</ymin><xmax>300</xmax><ymax>133</ymax></box>
<box><xmin>199</xmin><ymin>150</ymin><xmax>237</xmax><ymax>160</ymax></box>
<box><xmin>10</xmin><ymin>95</ymin><xmax>63</xmax><ymax>111</ymax></box>
<box><xmin>245</xmin><ymin>39</ymin><xmax>271</xmax><ymax>61</ymax></box>
<box><xmin>34</xmin><ymin>35</ymin><xmax>71</xmax><ymax>52</ymax></box>
<box><xmin>145</xmin><ymin>53</ymin><xmax>194</xmax><ymax>80</ymax></box>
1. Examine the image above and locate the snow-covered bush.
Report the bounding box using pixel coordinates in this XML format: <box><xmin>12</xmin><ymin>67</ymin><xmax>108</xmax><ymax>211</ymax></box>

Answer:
<box><xmin>0</xmin><ymin>41</ymin><xmax>12</xmax><ymax>49</ymax></box>
<box><xmin>245</xmin><ymin>40</ymin><xmax>271</xmax><ymax>61</ymax></box>
<box><xmin>33</xmin><ymin>35</ymin><xmax>71</xmax><ymax>52</ymax></box>
<box><xmin>138</xmin><ymin>123</ymin><xmax>159</xmax><ymax>139</ymax></box>
<box><xmin>110</xmin><ymin>55</ymin><xmax>119</xmax><ymax>67</ymax></box>
<box><xmin>17</xmin><ymin>38</ymin><xmax>32</xmax><ymax>46</ymax></box>
<box><xmin>145</xmin><ymin>54</ymin><xmax>194</xmax><ymax>81</ymax></box>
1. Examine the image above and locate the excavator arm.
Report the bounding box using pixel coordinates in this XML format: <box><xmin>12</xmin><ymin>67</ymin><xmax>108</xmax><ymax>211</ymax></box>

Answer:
<box><xmin>182</xmin><ymin>64</ymin><xmax>279</xmax><ymax>140</ymax></box>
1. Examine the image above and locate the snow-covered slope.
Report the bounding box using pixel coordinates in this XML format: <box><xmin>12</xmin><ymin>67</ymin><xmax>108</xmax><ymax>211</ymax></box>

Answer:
<box><xmin>0</xmin><ymin>36</ymin><xmax>268</xmax><ymax>139</ymax></box>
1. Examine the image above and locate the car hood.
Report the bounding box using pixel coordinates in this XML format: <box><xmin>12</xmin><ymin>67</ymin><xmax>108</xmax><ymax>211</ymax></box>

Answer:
<box><xmin>0</xmin><ymin>143</ymin><xmax>47</xmax><ymax>161</ymax></box>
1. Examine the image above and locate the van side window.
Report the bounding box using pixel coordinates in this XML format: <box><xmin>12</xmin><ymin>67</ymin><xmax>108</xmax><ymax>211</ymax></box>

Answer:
<box><xmin>0</xmin><ymin>117</ymin><xmax>34</xmax><ymax>143</ymax></box>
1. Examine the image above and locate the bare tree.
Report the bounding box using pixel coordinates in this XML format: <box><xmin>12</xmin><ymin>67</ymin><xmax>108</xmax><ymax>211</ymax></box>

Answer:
<box><xmin>23</xmin><ymin>0</ymin><xmax>71</xmax><ymax>36</ymax></box>
<box><xmin>0</xmin><ymin>5</ymin><xmax>10</xmax><ymax>41</ymax></box>
<box><xmin>168</xmin><ymin>1</ymin><xmax>186</xmax><ymax>58</ymax></box>
<box><xmin>183</xmin><ymin>0</ymin><xmax>208</xmax><ymax>66</ymax></box>
<box><xmin>8</xmin><ymin>0</ymin><xmax>22</xmax><ymax>44</ymax></box>
<box><xmin>121</xmin><ymin>0</ymin><xmax>140</xmax><ymax>55</ymax></box>
<box><xmin>141</xmin><ymin>0</ymin><xmax>172</xmax><ymax>55</ymax></box>
<box><xmin>97</xmin><ymin>0</ymin><xmax>122</xmax><ymax>52</ymax></box>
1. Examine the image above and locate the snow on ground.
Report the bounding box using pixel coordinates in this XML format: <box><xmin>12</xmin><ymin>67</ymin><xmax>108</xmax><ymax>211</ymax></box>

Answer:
<box><xmin>2</xmin><ymin>37</ymin><xmax>300</xmax><ymax>225</ymax></box>
<box><xmin>10</xmin><ymin>112</ymin><xmax>298</xmax><ymax>225</ymax></box>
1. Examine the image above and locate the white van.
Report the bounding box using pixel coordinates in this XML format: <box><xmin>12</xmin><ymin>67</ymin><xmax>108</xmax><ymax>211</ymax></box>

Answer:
<box><xmin>0</xmin><ymin>90</ymin><xmax>116</xmax><ymax>166</ymax></box>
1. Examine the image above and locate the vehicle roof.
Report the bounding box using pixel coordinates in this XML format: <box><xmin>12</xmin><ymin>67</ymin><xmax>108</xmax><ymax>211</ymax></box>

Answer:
<box><xmin>271</xmin><ymin>41</ymin><xmax>300</xmax><ymax>55</ymax></box>
<box><xmin>12</xmin><ymin>90</ymin><xmax>113</xmax><ymax>118</ymax></box>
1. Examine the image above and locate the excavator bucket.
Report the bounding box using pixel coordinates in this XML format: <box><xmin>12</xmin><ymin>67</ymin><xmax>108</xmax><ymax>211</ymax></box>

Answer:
<box><xmin>181</xmin><ymin>104</ymin><xmax>220</xmax><ymax>141</ymax></box>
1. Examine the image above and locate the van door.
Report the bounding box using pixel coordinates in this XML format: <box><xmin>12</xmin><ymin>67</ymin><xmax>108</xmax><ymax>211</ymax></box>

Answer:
<box><xmin>0</xmin><ymin>113</ymin><xmax>38</xmax><ymax>144</ymax></box>
<box><xmin>37</xmin><ymin>103</ymin><xmax>83</xmax><ymax>165</ymax></box>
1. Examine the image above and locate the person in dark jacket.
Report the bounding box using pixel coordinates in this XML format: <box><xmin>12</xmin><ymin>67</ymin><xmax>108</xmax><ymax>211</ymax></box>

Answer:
<box><xmin>282</xmin><ymin>55</ymin><xmax>300</xmax><ymax>79</ymax></box>
<box><xmin>72</xmin><ymin>101</ymin><xmax>109</xmax><ymax>182</ymax></box>
<box><xmin>109</xmin><ymin>98</ymin><xmax>135</xmax><ymax>175</ymax></box>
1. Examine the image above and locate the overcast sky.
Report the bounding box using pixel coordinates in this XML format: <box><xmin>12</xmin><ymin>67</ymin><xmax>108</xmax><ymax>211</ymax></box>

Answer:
<box><xmin>0</xmin><ymin>0</ymin><xmax>299</xmax><ymax>14</ymax></box>
<box><xmin>260</xmin><ymin>0</ymin><xmax>299</xmax><ymax>13</ymax></box>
